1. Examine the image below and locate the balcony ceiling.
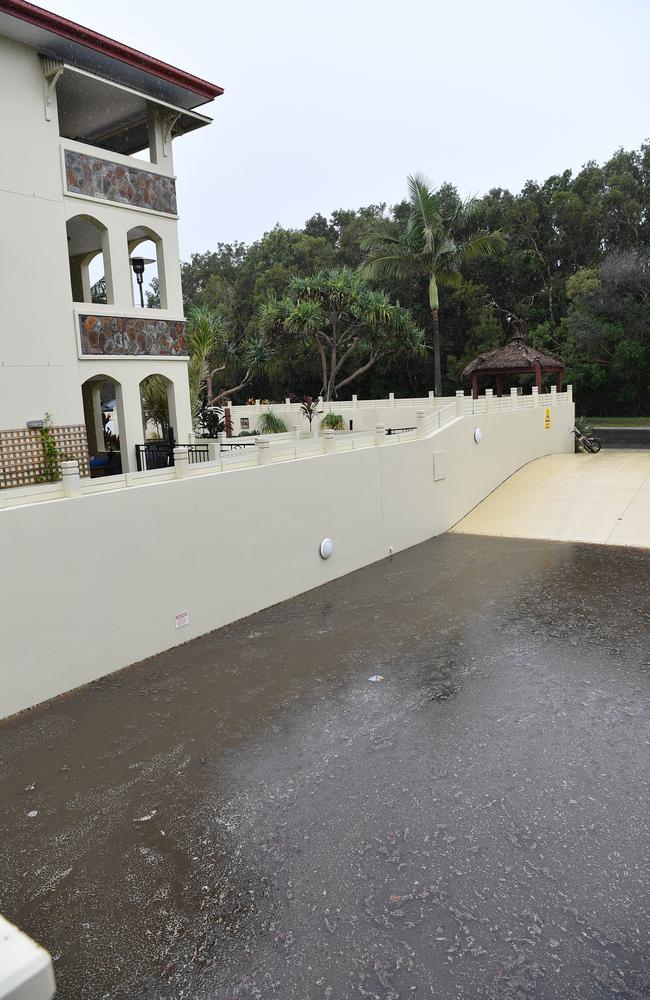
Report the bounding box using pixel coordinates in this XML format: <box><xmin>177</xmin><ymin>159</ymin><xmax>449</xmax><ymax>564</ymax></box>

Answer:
<box><xmin>58</xmin><ymin>66</ymin><xmax>211</xmax><ymax>155</ymax></box>
<box><xmin>66</xmin><ymin>214</ymin><xmax>105</xmax><ymax>257</ymax></box>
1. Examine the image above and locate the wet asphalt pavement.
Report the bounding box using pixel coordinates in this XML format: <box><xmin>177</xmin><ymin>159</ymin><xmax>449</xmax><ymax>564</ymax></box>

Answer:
<box><xmin>1</xmin><ymin>533</ymin><xmax>649</xmax><ymax>1000</ymax></box>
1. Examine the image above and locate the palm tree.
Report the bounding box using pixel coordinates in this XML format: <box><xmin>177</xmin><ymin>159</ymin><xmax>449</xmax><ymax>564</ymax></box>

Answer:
<box><xmin>360</xmin><ymin>173</ymin><xmax>507</xmax><ymax>397</ymax></box>
<box><xmin>186</xmin><ymin>305</ymin><xmax>271</xmax><ymax>415</ymax></box>
<box><xmin>186</xmin><ymin>305</ymin><xmax>220</xmax><ymax>420</ymax></box>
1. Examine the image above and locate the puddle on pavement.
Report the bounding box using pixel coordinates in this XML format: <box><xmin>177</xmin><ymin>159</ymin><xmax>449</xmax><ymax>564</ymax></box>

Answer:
<box><xmin>1</xmin><ymin>533</ymin><xmax>649</xmax><ymax>999</ymax></box>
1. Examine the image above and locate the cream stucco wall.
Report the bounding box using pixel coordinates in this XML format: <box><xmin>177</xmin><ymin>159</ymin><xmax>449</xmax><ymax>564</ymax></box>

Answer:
<box><xmin>0</xmin><ymin>37</ymin><xmax>84</xmax><ymax>427</ymax></box>
<box><xmin>0</xmin><ymin>401</ymin><xmax>574</xmax><ymax>718</ymax></box>
<box><xmin>0</xmin><ymin>36</ymin><xmax>192</xmax><ymax>462</ymax></box>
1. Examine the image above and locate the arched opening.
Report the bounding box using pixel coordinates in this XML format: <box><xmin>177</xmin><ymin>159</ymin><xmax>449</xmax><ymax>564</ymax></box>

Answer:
<box><xmin>67</xmin><ymin>215</ymin><xmax>113</xmax><ymax>305</ymax></box>
<box><xmin>138</xmin><ymin>374</ymin><xmax>179</xmax><ymax>469</ymax></box>
<box><xmin>127</xmin><ymin>226</ymin><xmax>166</xmax><ymax>309</ymax></box>
<box><xmin>140</xmin><ymin>374</ymin><xmax>172</xmax><ymax>441</ymax></box>
<box><xmin>81</xmin><ymin>375</ymin><xmax>125</xmax><ymax>476</ymax></box>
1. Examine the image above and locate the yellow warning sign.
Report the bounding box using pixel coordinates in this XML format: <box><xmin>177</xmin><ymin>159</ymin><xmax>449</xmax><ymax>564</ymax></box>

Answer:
<box><xmin>544</xmin><ymin>407</ymin><xmax>551</xmax><ymax>430</ymax></box>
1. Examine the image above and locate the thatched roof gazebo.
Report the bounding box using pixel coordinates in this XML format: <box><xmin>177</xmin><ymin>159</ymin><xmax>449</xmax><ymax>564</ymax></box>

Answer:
<box><xmin>462</xmin><ymin>326</ymin><xmax>565</xmax><ymax>399</ymax></box>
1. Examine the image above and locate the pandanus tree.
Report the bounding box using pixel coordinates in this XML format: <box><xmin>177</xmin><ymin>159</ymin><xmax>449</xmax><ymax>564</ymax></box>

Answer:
<box><xmin>360</xmin><ymin>174</ymin><xmax>507</xmax><ymax>397</ymax></box>
<box><xmin>259</xmin><ymin>268</ymin><xmax>424</xmax><ymax>401</ymax></box>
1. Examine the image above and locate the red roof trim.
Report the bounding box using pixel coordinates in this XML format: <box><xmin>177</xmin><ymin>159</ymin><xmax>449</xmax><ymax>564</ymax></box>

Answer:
<box><xmin>0</xmin><ymin>0</ymin><xmax>223</xmax><ymax>100</ymax></box>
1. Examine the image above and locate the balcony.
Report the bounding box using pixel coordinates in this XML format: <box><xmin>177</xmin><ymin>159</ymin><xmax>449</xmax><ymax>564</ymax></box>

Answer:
<box><xmin>63</xmin><ymin>143</ymin><xmax>178</xmax><ymax>216</ymax></box>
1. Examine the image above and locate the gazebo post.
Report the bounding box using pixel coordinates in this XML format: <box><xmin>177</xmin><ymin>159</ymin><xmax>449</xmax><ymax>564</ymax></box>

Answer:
<box><xmin>496</xmin><ymin>375</ymin><xmax>503</xmax><ymax>398</ymax></box>
<box><xmin>557</xmin><ymin>370</ymin><xmax>563</xmax><ymax>392</ymax></box>
<box><xmin>535</xmin><ymin>363</ymin><xmax>542</xmax><ymax>392</ymax></box>
<box><xmin>471</xmin><ymin>371</ymin><xmax>479</xmax><ymax>400</ymax></box>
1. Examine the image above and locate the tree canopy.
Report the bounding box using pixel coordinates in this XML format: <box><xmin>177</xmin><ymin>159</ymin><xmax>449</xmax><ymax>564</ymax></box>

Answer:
<box><xmin>178</xmin><ymin>142</ymin><xmax>650</xmax><ymax>415</ymax></box>
<box><xmin>259</xmin><ymin>269</ymin><xmax>424</xmax><ymax>400</ymax></box>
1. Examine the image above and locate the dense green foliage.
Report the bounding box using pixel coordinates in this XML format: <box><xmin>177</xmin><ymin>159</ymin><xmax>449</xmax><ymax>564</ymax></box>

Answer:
<box><xmin>179</xmin><ymin>144</ymin><xmax>650</xmax><ymax>414</ymax></box>
<box><xmin>320</xmin><ymin>412</ymin><xmax>345</xmax><ymax>430</ymax></box>
<box><xmin>37</xmin><ymin>413</ymin><xmax>63</xmax><ymax>483</ymax></box>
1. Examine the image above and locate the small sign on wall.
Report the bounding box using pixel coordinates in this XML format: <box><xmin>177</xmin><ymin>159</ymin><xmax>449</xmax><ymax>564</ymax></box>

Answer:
<box><xmin>544</xmin><ymin>408</ymin><xmax>551</xmax><ymax>431</ymax></box>
<box><xmin>175</xmin><ymin>611</ymin><xmax>189</xmax><ymax>629</ymax></box>
<box><xmin>240</xmin><ymin>417</ymin><xmax>250</xmax><ymax>429</ymax></box>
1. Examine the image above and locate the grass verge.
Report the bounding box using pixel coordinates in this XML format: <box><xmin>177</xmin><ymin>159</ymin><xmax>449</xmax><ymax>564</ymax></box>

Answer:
<box><xmin>589</xmin><ymin>417</ymin><xmax>650</xmax><ymax>427</ymax></box>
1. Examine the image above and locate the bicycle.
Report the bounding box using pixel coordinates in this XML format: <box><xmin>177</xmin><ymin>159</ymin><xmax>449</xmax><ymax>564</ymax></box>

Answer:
<box><xmin>571</xmin><ymin>426</ymin><xmax>602</xmax><ymax>454</ymax></box>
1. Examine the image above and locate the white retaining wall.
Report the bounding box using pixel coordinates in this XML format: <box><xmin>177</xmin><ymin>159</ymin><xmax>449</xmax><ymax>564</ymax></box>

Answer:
<box><xmin>0</xmin><ymin>398</ymin><xmax>574</xmax><ymax>718</ymax></box>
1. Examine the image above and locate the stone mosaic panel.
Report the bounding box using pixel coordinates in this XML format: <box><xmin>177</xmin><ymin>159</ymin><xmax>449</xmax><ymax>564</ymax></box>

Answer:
<box><xmin>80</xmin><ymin>315</ymin><xmax>187</xmax><ymax>357</ymax></box>
<box><xmin>65</xmin><ymin>149</ymin><xmax>177</xmax><ymax>215</ymax></box>
<box><xmin>0</xmin><ymin>425</ymin><xmax>89</xmax><ymax>488</ymax></box>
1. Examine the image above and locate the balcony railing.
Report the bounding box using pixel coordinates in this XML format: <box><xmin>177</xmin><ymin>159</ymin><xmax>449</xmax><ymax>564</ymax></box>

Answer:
<box><xmin>64</xmin><ymin>146</ymin><xmax>177</xmax><ymax>215</ymax></box>
<box><xmin>79</xmin><ymin>313</ymin><xmax>187</xmax><ymax>357</ymax></box>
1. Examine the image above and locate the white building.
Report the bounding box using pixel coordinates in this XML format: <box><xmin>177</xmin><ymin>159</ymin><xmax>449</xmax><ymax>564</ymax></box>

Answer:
<box><xmin>0</xmin><ymin>0</ymin><xmax>221</xmax><ymax>483</ymax></box>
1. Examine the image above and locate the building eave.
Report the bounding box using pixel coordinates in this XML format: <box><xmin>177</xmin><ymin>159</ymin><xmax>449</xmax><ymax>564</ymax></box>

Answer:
<box><xmin>0</xmin><ymin>0</ymin><xmax>223</xmax><ymax>107</ymax></box>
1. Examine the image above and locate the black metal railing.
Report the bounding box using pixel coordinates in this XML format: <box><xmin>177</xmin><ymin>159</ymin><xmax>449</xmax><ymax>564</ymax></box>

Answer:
<box><xmin>220</xmin><ymin>440</ymin><xmax>257</xmax><ymax>451</ymax></box>
<box><xmin>135</xmin><ymin>442</ymin><xmax>210</xmax><ymax>471</ymax></box>
<box><xmin>385</xmin><ymin>426</ymin><xmax>417</xmax><ymax>435</ymax></box>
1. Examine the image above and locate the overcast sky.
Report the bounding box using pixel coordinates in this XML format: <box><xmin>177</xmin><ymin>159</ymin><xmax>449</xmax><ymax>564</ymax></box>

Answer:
<box><xmin>51</xmin><ymin>0</ymin><xmax>650</xmax><ymax>259</ymax></box>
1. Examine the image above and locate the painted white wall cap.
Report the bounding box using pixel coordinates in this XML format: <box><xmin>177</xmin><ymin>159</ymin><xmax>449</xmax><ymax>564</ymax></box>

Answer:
<box><xmin>0</xmin><ymin>915</ymin><xmax>56</xmax><ymax>1000</ymax></box>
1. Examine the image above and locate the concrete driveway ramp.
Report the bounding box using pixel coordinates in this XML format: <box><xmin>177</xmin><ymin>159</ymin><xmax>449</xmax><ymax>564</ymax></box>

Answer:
<box><xmin>450</xmin><ymin>450</ymin><xmax>650</xmax><ymax>548</ymax></box>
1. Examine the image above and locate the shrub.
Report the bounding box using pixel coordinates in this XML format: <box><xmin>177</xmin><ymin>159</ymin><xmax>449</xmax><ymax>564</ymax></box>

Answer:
<box><xmin>321</xmin><ymin>412</ymin><xmax>345</xmax><ymax>431</ymax></box>
<box><xmin>258</xmin><ymin>411</ymin><xmax>287</xmax><ymax>434</ymax></box>
<box><xmin>37</xmin><ymin>413</ymin><xmax>62</xmax><ymax>483</ymax></box>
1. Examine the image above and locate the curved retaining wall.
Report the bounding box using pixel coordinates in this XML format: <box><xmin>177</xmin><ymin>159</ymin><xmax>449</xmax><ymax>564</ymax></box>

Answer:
<box><xmin>0</xmin><ymin>401</ymin><xmax>574</xmax><ymax>718</ymax></box>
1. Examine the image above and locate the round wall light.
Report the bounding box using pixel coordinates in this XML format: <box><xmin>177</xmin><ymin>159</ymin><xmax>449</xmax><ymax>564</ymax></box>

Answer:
<box><xmin>319</xmin><ymin>537</ymin><xmax>334</xmax><ymax>559</ymax></box>
<box><xmin>473</xmin><ymin>427</ymin><xmax>482</xmax><ymax>443</ymax></box>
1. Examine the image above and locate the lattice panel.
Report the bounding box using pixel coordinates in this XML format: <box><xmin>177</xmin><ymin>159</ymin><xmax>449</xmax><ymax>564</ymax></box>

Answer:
<box><xmin>0</xmin><ymin>425</ymin><xmax>89</xmax><ymax>489</ymax></box>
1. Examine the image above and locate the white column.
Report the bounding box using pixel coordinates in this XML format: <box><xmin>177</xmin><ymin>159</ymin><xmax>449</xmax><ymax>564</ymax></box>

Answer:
<box><xmin>90</xmin><ymin>384</ymin><xmax>105</xmax><ymax>453</ymax></box>
<box><xmin>550</xmin><ymin>385</ymin><xmax>557</xmax><ymax>404</ymax></box>
<box><xmin>166</xmin><ymin>370</ymin><xmax>192</xmax><ymax>444</ymax></box>
<box><xmin>256</xmin><ymin>438</ymin><xmax>271</xmax><ymax>465</ymax></box>
<box><xmin>352</xmin><ymin>394</ymin><xmax>358</xmax><ymax>407</ymax></box>
<box><xmin>416</xmin><ymin>410</ymin><xmax>426</xmax><ymax>439</ymax></box>
<box><xmin>567</xmin><ymin>384</ymin><xmax>573</xmax><ymax>404</ymax></box>
<box><xmin>323</xmin><ymin>429</ymin><xmax>335</xmax><ymax>453</ymax></box>
<box><xmin>510</xmin><ymin>386</ymin><xmax>519</xmax><ymax>409</ymax></box>
<box><xmin>532</xmin><ymin>387</ymin><xmax>539</xmax><ymax>408</ymax></box>
<box><xmin>114</xmin><ymin>377</ymin><xmax>143</xmax><ymax>473</ymax></box>
<box><xmin>293</xmin><ymin>423</ymin><xmax>301</xmax><ymax>439</ymax></box>
<box><xmin>389</xmin><ymin>392</ymin><xmax>395</xmax><ymax>408</ymax></box>
<box><xmin>155</xmin><ymin>229</ymin><xmax>183</xmax><ymax>313</ymax></box>
<box><xmin>485</xmin><ymin>389</ymin><xmax>493</xmax><ymax>412</ymax></box>
<box><xmin>60</xmin><ymin>459</ymin><xmax>81</xmax><ymax>497</ymax></box>
<box><xmin>207</xmin><ymin>440</ymin><xmax>220</xmax><ymax>461</ymax></box>
<box><xmin>428</xmin><ymin>390</ymin><xmax>435</xmax><ymax>402</ymax></box>
<box><xmin>105</xmin><ymin>227</ymin><xmax>133</xmax><ymax>309</ymax></box>
<box><xmin>173</xmin><ymin>446</ymin><xmax>189</xmax><ymax>479</ymax></box>
<box><xmin>375</xmin><ymin>423</ymin><xmax>386</xmax><ymax>446</ymax></box>
<box><xmin>455</xmin><ymin>390</ymin><xmax>464</xmax><ymax>416</ymax></box>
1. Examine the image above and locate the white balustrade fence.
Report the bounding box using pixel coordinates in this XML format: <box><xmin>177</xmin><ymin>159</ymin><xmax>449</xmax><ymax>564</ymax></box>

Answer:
<box><xmin>0</xmin><ymin>388</ymin><xmax>572</xmax><ymax>509</ymax></box>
